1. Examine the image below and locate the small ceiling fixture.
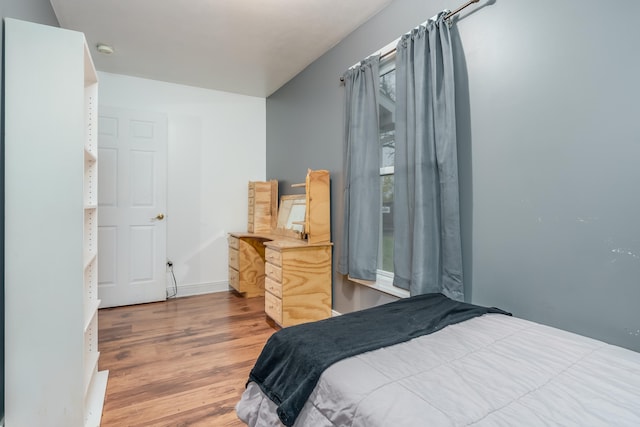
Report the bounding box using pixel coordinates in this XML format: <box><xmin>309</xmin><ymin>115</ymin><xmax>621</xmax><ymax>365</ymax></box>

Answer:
<box><xmin>96</xmin><ymin>43</ymin><xmax>114</xmax><ymax>55</ymax></box>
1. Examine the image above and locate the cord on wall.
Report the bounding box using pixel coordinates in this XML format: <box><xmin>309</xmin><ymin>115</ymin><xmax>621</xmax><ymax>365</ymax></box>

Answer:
<box><xmin>166</xmin><ymin>260</ymin><xmax>178</xmax><ymax>298</ymax></box>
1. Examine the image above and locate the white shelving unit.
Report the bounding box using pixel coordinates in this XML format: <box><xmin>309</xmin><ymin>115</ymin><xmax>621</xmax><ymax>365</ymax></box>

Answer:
<box><xmin>4</xmin><ymin>18</ymin><xmax>108</xmax><ymax>427</ymax></box>
<box><xmin>82</xmin><ymin>41</ymin><xmax>108</xmax><ymax>427</ymax></box>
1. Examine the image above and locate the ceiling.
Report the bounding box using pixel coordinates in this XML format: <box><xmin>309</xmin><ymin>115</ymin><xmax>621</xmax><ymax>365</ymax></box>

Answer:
<box><xmin>49</xmin><ymin>0</ymin><xmax>395</xmax><ymax>97</ymax></box>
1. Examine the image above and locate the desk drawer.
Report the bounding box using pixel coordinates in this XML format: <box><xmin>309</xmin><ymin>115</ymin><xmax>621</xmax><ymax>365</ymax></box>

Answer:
<box><xmin>265</xmin><ymin>291</ymin><xmax>282</xmax><ymax>325</ymax></box>
<box><xmin>228</xmin><ymin>235</ymin><xmax>239</xmax><ymax>250</ymax></box>
<box><xmin>228</xmin><ymin>267</ymin><xmax>240</xmax><ymax>291</ymax></box>
<box><xmin>265</xmin><ymin>276</ymin><xmax>282</xmax><ymax>298</ymax></box>
<box><xmin>265</xmin><ymin>262</ymin><xmax>282</xmax><ymax>283</ymax></box>
<box><xmin>265</xmin><ymin>248</ymin><xmax>282</xmax><ymax>267</ymax></box>
<box><xmin>228</xmin><ymin>247</ymin><xmax>239</xmax><ymax>270</ymax></box>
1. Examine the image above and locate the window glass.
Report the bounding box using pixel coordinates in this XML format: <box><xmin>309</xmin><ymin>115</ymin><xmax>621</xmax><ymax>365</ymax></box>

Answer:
<box><xmin>379</xmin><ymin>62</ymin><xmax>396</xmax><ymax>169</ymax></box>
<box><xmin>380</xmin><ymin>175</ymin><xmax>394</xmax><ymax>272</ymax></box>
<box><xmin>378</xmin><ymin>55</ymin><xmax>395</xmax><ymax>273</ymax></box>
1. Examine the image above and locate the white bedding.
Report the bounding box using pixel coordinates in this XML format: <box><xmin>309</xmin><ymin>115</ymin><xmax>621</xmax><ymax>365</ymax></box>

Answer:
<box><xmin>237</xmin><ymin>313</ymin><xmax>640</xmax><ymax>426</ymax></box>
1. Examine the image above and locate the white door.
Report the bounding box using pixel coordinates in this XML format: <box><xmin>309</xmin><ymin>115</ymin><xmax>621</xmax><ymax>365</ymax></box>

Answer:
<box><xmin>98</xmin><ymin>106</ymin><xmax>168</xmax><ymax>307</ymax></box>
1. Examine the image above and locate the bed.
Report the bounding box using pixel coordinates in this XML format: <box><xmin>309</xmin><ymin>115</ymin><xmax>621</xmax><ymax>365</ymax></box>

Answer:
<box><xmin>236</xmin><ymin>294</ymin><xmax>640</xmax><ymax>426</ymax></box>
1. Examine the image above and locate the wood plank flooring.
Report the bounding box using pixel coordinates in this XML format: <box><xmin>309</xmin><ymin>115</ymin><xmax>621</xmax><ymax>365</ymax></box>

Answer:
<box><xmin>98</xmin><ymin>291</ymin><xmax>277</xmax><ymax>426</ymax></box>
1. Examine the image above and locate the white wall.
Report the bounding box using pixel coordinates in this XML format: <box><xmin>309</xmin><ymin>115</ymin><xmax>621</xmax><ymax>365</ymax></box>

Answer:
<box><xmin>98</xmin><ymin>72</ymin><xmax>266</xmax><ymax>296</ymax></box>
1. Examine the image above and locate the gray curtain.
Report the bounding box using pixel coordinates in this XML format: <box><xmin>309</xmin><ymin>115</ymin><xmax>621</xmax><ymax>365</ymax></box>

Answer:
<box><xmin>393</xmin><ymin>13</ymin><xmax>464</xmax><ymax>300</ymax></box>
<box><xmin>338</xmin><ymin>56</ymin><xmax>381</xmax><ymax>281</ymax></box>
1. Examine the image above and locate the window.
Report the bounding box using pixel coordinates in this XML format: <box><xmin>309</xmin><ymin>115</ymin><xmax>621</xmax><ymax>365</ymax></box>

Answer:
<box><xmin>375</xmin><ymin>54</ymin><xmax>408</xmax><ymax>298</ymax></box>
<box><xmin>378</xmin><ymin>55</ymin><xmax>395</xmax><ymax>273</ymax></box>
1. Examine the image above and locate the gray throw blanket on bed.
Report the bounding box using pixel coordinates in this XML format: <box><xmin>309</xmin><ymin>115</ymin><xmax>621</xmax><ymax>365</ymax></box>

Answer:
<box><xmin>247</xmin><ymin>293</ymin><xmax>510</xmax><ymax>426</ymax></box>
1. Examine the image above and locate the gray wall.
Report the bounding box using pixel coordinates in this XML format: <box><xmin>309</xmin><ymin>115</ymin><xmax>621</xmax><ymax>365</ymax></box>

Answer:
<box><xmin>1</xmin><ymin>0</ymin><xmax>60</xmax><ymax>420</ymax></box>
<box><xmin>266</xmin><ymin>0</ymin><xmax>640</xmax><ymax>352</ymax></box>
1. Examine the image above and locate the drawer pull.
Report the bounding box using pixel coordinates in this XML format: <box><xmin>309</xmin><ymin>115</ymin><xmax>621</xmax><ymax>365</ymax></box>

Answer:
<box><xmin>265</xmin><ymin>248</ymin><xmax>282</xmax><ymax>266</ymax></box>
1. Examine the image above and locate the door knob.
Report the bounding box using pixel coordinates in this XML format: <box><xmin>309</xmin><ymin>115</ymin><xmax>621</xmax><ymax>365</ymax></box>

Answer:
<box><xmin>152</xmin><ymin>213</ymin><xmax>165</xmax><ymax>221</ymax></box>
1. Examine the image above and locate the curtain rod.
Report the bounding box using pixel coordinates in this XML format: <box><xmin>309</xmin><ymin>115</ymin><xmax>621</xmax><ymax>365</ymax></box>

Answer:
<box><xmin>340</xmin><ymin>0</ymin><xmax>480</xmax><ymax>82</ymax></box>
<box><xmin>444</xmin><ymin>0</ymin><xmax>480</xmax><ymax>21</ymax></box>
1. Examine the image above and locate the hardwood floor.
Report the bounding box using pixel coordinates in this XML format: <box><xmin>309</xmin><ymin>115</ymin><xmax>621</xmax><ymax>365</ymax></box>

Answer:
<box><xmin>98</xmin><ymin>291</ymin><xmax>277</xmax><ymax>426</ymax></box>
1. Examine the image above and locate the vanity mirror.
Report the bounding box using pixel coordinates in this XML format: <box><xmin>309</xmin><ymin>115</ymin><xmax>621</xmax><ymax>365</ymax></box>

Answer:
<box><xmin>276</xmin><ymin>194</ymin><xmax>306</xmax><ymax>237</ymax></box>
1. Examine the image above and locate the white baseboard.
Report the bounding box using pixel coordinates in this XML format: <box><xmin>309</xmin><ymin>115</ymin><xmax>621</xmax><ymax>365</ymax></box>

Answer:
<box><xmin>332</xmin><ymin>309</ymin><xmax>342</xmax><ymax>317</ymax></box>
<box><xmin>167</xmin><ymin>280</ymin><xmax>230</xmax><ymax>298</ymax></box>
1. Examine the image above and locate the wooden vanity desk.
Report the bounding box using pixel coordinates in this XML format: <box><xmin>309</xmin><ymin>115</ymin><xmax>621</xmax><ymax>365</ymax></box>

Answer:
<box><xmin>228</xmin><ymin>170</ymin><xmax>332</xmax><ymax>327</ymax></box>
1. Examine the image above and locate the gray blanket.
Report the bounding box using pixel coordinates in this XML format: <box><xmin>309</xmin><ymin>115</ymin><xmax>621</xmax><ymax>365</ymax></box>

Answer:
<box><xmin>247</xmin><ymin>293</ymin><xmax>510</xmax><ymax>426</ymax></box>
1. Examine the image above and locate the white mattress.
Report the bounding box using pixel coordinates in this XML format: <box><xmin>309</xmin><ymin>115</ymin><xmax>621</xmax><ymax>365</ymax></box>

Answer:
<box><xmin>237</xmin><ymin>313</ymin><xmax>640</xmax><ymax>426</ymax></box>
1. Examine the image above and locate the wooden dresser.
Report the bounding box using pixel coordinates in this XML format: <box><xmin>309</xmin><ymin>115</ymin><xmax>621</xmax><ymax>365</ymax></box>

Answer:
<box><xmin>228</xmin><ymin>170</ymin><xmax>332</xmax><ymax>327</ymax></box>
<box><xmin>264</xmin><ymin>240</ymin><xmax>332</xmax><ymax>326</ymax></box>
